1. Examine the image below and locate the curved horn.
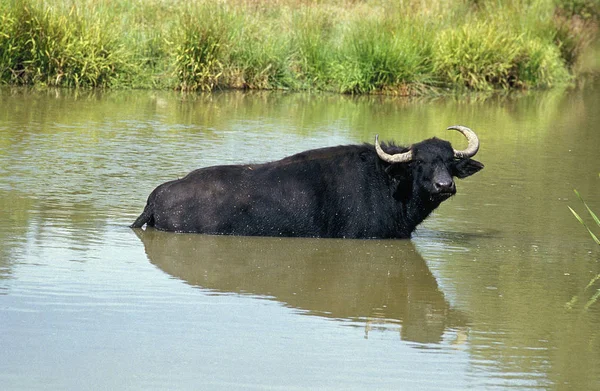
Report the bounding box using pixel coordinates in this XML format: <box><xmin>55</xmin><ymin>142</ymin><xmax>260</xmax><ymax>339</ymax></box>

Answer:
<box><xmin>448</xmin><ymin>125</ymin><xmax>480</xmax><ymax>159</ymax></box>
<box><xmin>375</xmin><ymin>134</ymin><xmax>413</xmax><ymax>163</ymax></box>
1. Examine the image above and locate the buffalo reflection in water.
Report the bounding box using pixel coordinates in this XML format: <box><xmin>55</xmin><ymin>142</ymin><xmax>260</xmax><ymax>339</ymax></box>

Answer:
<box><xmin>134</xmin><ymin>228</ymin><xmax>467</xmax><ymax>344</ymax></box>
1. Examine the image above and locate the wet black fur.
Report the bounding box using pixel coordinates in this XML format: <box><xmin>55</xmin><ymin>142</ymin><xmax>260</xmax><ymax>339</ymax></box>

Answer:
<box><xmin>131</xmin><ymin>137</ymin><xmax>483</xmax><ymax>238</ymax></box>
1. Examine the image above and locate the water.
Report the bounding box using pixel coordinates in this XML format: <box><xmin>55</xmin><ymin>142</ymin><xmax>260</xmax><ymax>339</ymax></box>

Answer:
<box><xmin>1</xmin><ymin>84</ymin><xmax>599</xmax><ymax>390</ymax></box>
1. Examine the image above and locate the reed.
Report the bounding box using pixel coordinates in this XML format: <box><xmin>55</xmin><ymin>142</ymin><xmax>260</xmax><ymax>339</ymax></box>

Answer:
<box><xmin>331</xmin><ymin>15</ymin><xmax>436</xmax><ymax>94</ymax></box>
<box><xmin>569</xmin><ymin>187</ymin><xmax>600</xmax><ymax>246</ymax></box>
<box><xmin>0</xmin><ymin>1</ymin><xmax>131</xmax><ymax>87</ymax></box>
<box><xmin>174</xmin><ymin>5</ymin><xmax>230</xmax><ymax>91</ymax></box>
<box><xmin>225</xmin><ymin>7</ymin><xmax>298</xmax><ymax>90</ymax></box>
<box><xmin>0</xmin><ymin>0</ymin><xmax>597</xmax><ymax>93</ymax></box>
<box><xmin>567</xmin><ymin>174</ymin><xmax>600</xmax><ymax>310</ymax></box>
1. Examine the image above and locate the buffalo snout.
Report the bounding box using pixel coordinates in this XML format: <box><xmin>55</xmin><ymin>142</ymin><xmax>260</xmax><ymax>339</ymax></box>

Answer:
<box><xmin>433</xmin><ymin>178</ymin><xmax>456</xmax><ymax>194</ymax></box>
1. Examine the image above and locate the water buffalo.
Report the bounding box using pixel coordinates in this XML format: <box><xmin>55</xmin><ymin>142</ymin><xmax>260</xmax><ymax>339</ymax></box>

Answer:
<box><xmin>131</xmin><ymin>125</ymin><xmax>483</xmax><ymax>238</ymax></box>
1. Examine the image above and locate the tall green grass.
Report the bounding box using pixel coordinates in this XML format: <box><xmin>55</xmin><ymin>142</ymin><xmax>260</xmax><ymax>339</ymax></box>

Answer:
<box><xmin>174</xmin><ymin>5</ymin><xmax>230</xmax><ymax>91</ymax></box>
<box><xmin>0</xmin><ymin>0</ymin><xmax>597</xmax><ymax>93</ymax></box>
<box><xmin>0</xmin><ymin>2</ymin><xmax>129</xmax><ymax>87</ymax></box>
<box><xmin>331</xmin><ymin>15</ymin><xmax>436</xmax><ymax>94</ymax></box>
<box><xmin>433</xmin><ymin>21</ymin><xmax>572</xmax><ymax>90</ymax></box>
<box><xmin>567</xmin><ymin>174</ymin><xmax>600</xmax><ymax>310</ymax></box>
<box><xmin>569</xmin><ymin>188</ymin><xmax>600</xmax><ymax>246</ymax></box>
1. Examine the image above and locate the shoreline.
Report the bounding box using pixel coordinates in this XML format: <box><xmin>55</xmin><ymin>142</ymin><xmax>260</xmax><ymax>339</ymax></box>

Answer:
<box><xmin>1</xmin><ymin>0</ymin><xmax>598</xmax><ymax>95</ymax></box>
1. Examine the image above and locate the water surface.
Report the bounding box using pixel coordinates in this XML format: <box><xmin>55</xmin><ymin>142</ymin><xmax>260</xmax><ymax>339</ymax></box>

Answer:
<box><xmin>1</xmin><ymin>85</ymin><xmax>599</xmax><ymax>390</ymax></box>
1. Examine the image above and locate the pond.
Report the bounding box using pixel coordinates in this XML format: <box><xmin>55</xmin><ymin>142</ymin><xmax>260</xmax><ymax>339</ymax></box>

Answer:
<box><xmin>1</xmin><ymin>83</ymin><xmax>599</xmax><ymax>390</ymax></box>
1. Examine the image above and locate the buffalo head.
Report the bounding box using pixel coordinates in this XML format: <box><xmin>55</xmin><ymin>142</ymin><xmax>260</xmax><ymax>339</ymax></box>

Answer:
<box><xmin>375</xmin><ymin>126</ymin><xmax>484</xmax><ymax>206</ymax></box>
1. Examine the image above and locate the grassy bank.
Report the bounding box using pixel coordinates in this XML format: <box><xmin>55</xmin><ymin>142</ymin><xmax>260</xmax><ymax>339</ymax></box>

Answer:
<box><xmin>0</xmin><ymin>0</ymin><xmax>598</xmax><ymax>94</ymax></box>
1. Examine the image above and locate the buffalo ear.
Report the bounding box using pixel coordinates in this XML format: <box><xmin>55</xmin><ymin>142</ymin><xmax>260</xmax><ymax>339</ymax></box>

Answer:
<box><xmin>453</xmin><ymin>159</ymin><xmax>484</xmax><ymax>178</ymax></box>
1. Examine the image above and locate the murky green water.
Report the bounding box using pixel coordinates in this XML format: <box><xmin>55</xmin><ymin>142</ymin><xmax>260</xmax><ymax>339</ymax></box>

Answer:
<box><xmin>1</xmin><ymin>84</ymin><xmax>599</xmax><ymax>390</ymax></box>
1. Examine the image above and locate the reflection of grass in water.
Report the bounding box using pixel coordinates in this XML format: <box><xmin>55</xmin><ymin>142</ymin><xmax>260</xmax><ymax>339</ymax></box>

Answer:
<box><xmin>567</xmin><ymin>174</ymin><xmax>600</xmax><ymax>309</ymax></box>
<box><xmin>567</xmin><ymin>274</ymin><xmax>600</xmax><ymax>310</ymax></box>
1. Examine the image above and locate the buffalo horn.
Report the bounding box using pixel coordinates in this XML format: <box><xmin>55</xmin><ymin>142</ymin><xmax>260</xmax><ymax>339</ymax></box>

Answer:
<box><xmin>448</xmin><ymin>125</ymin><xmax>480</xmax><ymax>158</ymax></box>
<box><xmin>375</xmin><ymin>134</ymin><xmax>413</xmax><ymax>163</ymax></box>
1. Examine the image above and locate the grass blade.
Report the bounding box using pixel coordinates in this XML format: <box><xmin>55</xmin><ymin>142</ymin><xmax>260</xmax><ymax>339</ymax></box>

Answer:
<box><xmin>570</xmin><ymin>191</ymin><xmax>600</xmax><ymax>245</ymax></box>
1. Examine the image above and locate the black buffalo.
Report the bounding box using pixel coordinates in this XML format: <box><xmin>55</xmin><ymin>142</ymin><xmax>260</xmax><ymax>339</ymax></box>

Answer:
<box><xmin>131</xmin><ymin>125</ymin><xmax>483</xmax><ymax>238</ymax></box>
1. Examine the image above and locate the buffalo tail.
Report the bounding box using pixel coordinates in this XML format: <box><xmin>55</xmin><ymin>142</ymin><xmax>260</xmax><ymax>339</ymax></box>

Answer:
<box><xmin>130</xmin><ymin>205</ymin><xmax>152</xmax><ymax>228</ymax></box>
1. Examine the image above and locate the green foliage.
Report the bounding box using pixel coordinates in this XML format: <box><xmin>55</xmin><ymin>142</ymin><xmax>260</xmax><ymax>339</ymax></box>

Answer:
<box><xmin>433</xmin><ymin>21</ymin><xmax>572</xmax><ymax>90</ymax></box>
<box><xmin>0</xmin><ymin>1</ymin><xmax>129</xmax><ymax>88</ymax></box>
<box><xmin>553</xmin><ymin>0</ymin><xmax>599</xmax><ymax>69</ymax></box>
<box><xmin>520</xmin><ymin>37</ymin><xmax>573</xmax><ymax>87</ymax></box>
<box><xmin>568</xmin><ymin>186</ymin><xmax>600</xmax><ymax>246</ymax></box>
<box><xmin>567</xmin><ymin>174</ymin><xmax>600</xmax><ymax>310</ymax></box>
<box><xmin>291</xmin><ymin>8</ymin><xmax>337</xmax><ymax>90</ymax></box>
<box><xmin>226</xmin><ymin>16</ymin><xmax>297</xmax><ymax>91</ymax></box>
<box><xmin>333</xmin><ymin>18</ymin><xmax>434</xmax><ymax>94</ymax></box>
<box><xmin>556</xmin><ymin>0</ymin><xmax>600</xmax><ymax>20</ymax></box>
<box><xmin>0</xmin><ymin>0</ymin><xmax>597</xmax><ymax>92</ymax></box>
<box><xmin>433</xmin><ymin>22</ymin><xmax>520</xmax><ymax>90</ymax></box>
<box><xmin>174</xmin><ymin>6</ymin><xmax>231</xmax><ymax>91</ymax></box>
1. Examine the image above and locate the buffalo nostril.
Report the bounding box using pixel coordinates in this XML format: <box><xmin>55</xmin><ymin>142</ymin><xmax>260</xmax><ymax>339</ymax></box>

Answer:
<box><xmin>435</xmin><ymin>180</ymin><xmax>455</xmax><ymax>192</ymax></box>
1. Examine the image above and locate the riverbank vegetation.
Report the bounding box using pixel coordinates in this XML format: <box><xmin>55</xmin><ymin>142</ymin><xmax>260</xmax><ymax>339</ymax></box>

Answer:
<box><xmin>0</xmin><ymin>0</ymin><xmax>598</xmax><ymax>94</ymax></box>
